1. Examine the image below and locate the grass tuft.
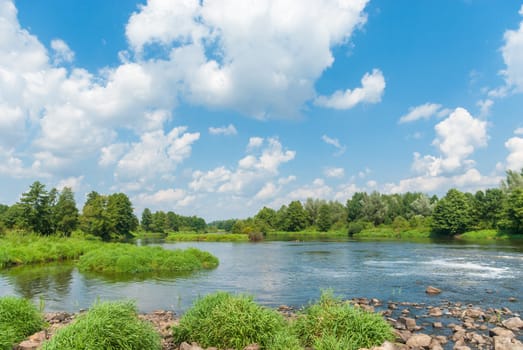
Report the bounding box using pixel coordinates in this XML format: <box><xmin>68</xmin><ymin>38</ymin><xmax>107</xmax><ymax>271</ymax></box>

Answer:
<box><xmin>0</xmin><ymin>296</ymin><xmax>44</xmax><ymax>350</ymax></box>
<box><xmin>41</xmin><ymin>300</ymin><xmax>161</xmax><ymax>350</ymax></box>
<box><xmin>173</xmin><ymin>292</ymin><xmax>290</xmax><ymax>349</ymax></box>
<box><xmin>292</xmin><ymin>290</ymin><xmax>394</xmax><ymax>350</ymax></box>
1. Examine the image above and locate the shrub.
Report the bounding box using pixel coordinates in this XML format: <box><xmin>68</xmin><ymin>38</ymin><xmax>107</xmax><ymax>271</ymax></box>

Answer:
<box><xmin>173</xmin><ymin>292</ymin><xmax>289</xmax><ymax>349</ymax></box>
<box><xmin>0</xmin><ymin>296</ymin><xmax>44</xmax><ymax>350</ymax></box>
<box><xmin>347</xmin><ymin>221</ymin><xmax>366</xmax><ymax>236</ymax></box>
<box><xmin>77</xmin><ymin>244</ymin><xmax>218</xmax><ymax>274</ymax></box>
<box><xmin>292</xmin><ymin>290</ymin><xmax>394</xmax><ymax>350</ymax></box>
<box><xmin>41</xmin><ymin>301</ymin><xmax>160</xmax><ymax>350</ymax></box>
<box><xmin>248</xmin><ymin>230</ymin><xmax>264</xmax><ymax>242</ymax></box>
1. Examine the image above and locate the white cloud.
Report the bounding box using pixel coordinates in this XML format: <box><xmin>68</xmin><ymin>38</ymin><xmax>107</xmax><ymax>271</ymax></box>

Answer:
<box><xmin>209</xmin><ymin>124</ymin><xmax>238</xmax><ymax>136</ymax></box>
<box><xmin>125</xmin><ymin>0</ymin><xmax>371</xmax><ymax>118</ymax></box>
<box><xmin>56</xmin><ymin>176</ymin><xmax>84</xmax><ymax>191</ymax></box>
<box><xmin>505</xmin><ymin>136</ymin><xmax>523</xmax><ymax>170</ymax></box>
<box><xmin>0</xmin><ymin>147</ymin><xmax>44</xmax><ymax>179</ymax></box>
<box><xmin>254</xmin><ymin>182</ymin><xmax>278</xmax><ymax>200</ymax></box>
<box><xmin>247</xmin><ymin>137</ymin><xmax>264</xmax><ymax>149</ymax></box>
<box><xmin>324</xmin><ymin>167</ymin><xmax>345</xmax><ymax>178</ymax></box>
<box><xmin>477</xmin><ymin>99</ymin><xmax>494</xmax><ymax>118</ymax></box>
<box><xmin>99</xmin><ymin>143</ymin><xmax>129</xmax><ymax>167</ymax></box>
<box><xmin>115</xmin><ymin>127</ymin><xmax>200</xmax><ymax>184</ymax></box>
<box><xmin>315</xmin><ymin>69</ymin><xmax>385</xmax><ymax>110</ymax></box>
<box><xmin>515</xmin><ymin>127</ymin><xmax>523</xmax><ymax>135</ymax></box>
<box><xmin>0</xmin><ymin>104</ymin><xmax>24</xmax><ymax>146</ymax></box>
<box><xmin>50</xmin><ymin>39</ymin><xmax>74</xmax><ymax>65</ymax></box>
<box><xmin>413</xmin><ymin>108</ymin><xmax>487</xmax><ymax>176</ymax></box>
<box><xmin>398</xmin><ymin>102</ymin><xmax>449</xmax><ymax>124</ymax></box>
<box><xmin>321</xmin><ymin>135</ymin><xmax>346</xmax><ymax>156</ymax></box>
<box><xmin>134</xmin><ymin>188</ymin><xmax>196</xmax><ymax>208</ymax></box>
<box><xmin>285</xmin><ymin>178</ymin><xmax>333</xmax><ymax>201</ymax></box>
<box><xmin>500</xmin><ymin>6</ymin><xmax>523</xmax><ymax>92</ymax></box>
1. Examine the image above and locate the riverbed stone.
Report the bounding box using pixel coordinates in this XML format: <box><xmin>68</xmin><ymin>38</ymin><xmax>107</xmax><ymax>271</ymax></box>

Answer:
<box><xmin>406</xmin><ymin>333</ymin><xmax>431</xmax><ymax>348</ymax></box>
<box><xmin>397</xmin><ymin>317</ymin><xmax>418</xmax><ymax>331</ymax></box>
<box><xmin>432</xmin><ymin>321</ymin><xmax>443</xmax><ymax>328</ymax></box>
<box><xmin>493</xmin><ymin>336</ymin><xmax>523</xmax><ymax>350</ymax></box>
<box><xmin>489</xmin><ymin>327</ymin><xmax>515</xmax><ymax>338</ymax></box>
<box><xmin>502</xmin><ymin>316</ymin><xmax>523</xmax><ymax>330</ymax></box>
<box><xmin>429</xmin><ymin>307</ymin><xmax>443</xmax><ymax>317</ymax></box>
<box><xmin>426</xmin><ymin>286</ymin><xmax>442</xmax><ymax>295</ymax></box>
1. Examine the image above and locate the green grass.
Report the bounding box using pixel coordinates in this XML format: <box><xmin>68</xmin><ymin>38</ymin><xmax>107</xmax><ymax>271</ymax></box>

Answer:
<box><xmin>0</xmin><ymin>233</ymin><xmax>102</xmax><ymax>268</ymax></box>
<box><xmin>353</xmin><ymin>227</ymin><xmax>431</xmax><ymax>240</ymax></box>
<box><xmin>173</xmin><ymin>292</ymin><xmax>291</xmax><ymax>349</ymax></box>
<box><xmin>458</xmin><ymin>229</ymin><xmax>523</xmax><ymax>241</ymax></box>
<box><xmin>267</xmin><ymin>230</ymin><xmax>349</xmax><ymax>241</ymax></box>
<box><xmin>41</xmin><ymin>300</ymin><xmax>161</xmax><ymax>350</ymax></box>
<box><xmin>0</xmin><ymin>296</ymin><xmax>44</xmax><ymax>350</ymax></box>
<box><xmin>77</xmin><ymin>244</ymin><xmax>218</xmax><ymax>274</ymax></box>
<box><xmin>165</xmin><ymin>232</ymin><xmax>249</xmax><ymax>242</ymax></box>
<box><xmin>292</xmin><ymin>291</ymin><xmax>394</xmax><ymax>350</ymax></box>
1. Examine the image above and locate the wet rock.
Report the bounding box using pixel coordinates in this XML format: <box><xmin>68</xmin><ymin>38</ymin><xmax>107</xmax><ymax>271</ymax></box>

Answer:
<box><xmin>426</xmin><ymin>286</ymin><xmax>442</xmax><ymax>295</ymax></box>
<box><xmin>493</xmin><ymin>336</ymin><xmax>523</xmax><ymax>350</ymax></box>
<box><xmin>462</xmin><ymin>308</ymin><xmax>484</xmax><ymax>319</ymax></box>
<box><xmin>429</xmin><ymin>339</ymin><xmax>443</xmax><ymax>350</ymax></box>
<box><xmin>429</xmin><ymin>307</ymin><xmax>443</xmax><ymax>317</ymax></box>
<box><xmin>406</xmin><ymin>333</ymin><xmax>431</xmax><ymax>348</ymax></box>
<box><xmin>277</xmin><ymin>305</ymin><xmax>292</xmax><ymax>312</ymax></box>
<box><xmin>489</xmin><ymin>327</ymin><xmax>515</xmax><ymax>338</ymax></box>
<box><xmin>394</xmin><ymin>329</ymin><xmax>412</xmax><ymax>343</ymax></box>
<box><xmin>501</xmin><ymin>316</ymin><xmax>523</xmax><ymax>330</ymax></box>
<box><xmin>434</xmin><ymin>335</ymin><xmax>448</xmax><ymax>345</ymax></box>
<box><xmin>397</xmin><ymin>317</ymin><xmax>418</xmax><ymax>331</ymax></box>
<box><xmin>508</xmin><ymin>297</ymin><xmax>517</xmax><ymax>302</ymax></box>
<box><xmin>432</xmin><ymin>322</ymin><xmax>443</xmax><ymax>329</ymax></box>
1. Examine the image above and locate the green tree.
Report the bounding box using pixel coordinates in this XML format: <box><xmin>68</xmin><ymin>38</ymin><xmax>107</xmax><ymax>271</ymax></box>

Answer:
<box><xmin>53</xmin><ymin>187</ymin><xmax>79</xmax><ymax>236</ymax></box>
<box><xmin>106</xmin><ymin>193</ymin><xmax>138</xmax><ymax>239</ymax></box>
<box><xmin>283</xmin><ymin>201</ymin><xmax>308</xmax><ymax>232</ymax></box>
<box><xmin>166</xmin><ymin>211</ymin><xmax>180</xmax><ymax>231</ymax></box>
<box><xmin>317</xmin><ymin>203</ymin><xmax>332</xmax><ymax>232</ymax></box>
<box><xmin>80</xmin><ymin>191</ymin><xmax>109</xmax><ymax>240</ymax></box>
<box><xmin>346</xmin><ymin>192</ymin><xmax>366</xmax><ymax>222</ymax></box>
<box><xmin>505</xmin><ymin>188</ymin><xmax>523</xmax><ymax>233</ymax></box>
<box><xmin>18</xmin><ymin>181</ymin><xmax>55</xmax><ymax>235</ymax></box>
<box><xmin>501</xmin><ymin>168</ymin><xmax>523</xmax><ymax>192</ymax></box>
<box><xmin>431</xmin><ymin>189</ymin><xmax>473</xmax><ymax>235</ymax></box>
<box><xmin>361</xmin><ymin>192</ymin><xmax>388</xmax><ymax>226</ymax></box>
<box><xmin>151</xmin><ymin>211</ymin><xmax>167</xmax><ymax>233</ymax></box>
<box><xmin>254</xmin><ymin>207</ymin><xmax>277</xmax><ymax>229</ymax></box>
<box><xmin>410</xmin><ymin>194</ymin><xmax>434</xmax><ymax>217</ymax></box>
<box><xmin>141</xmin><ymin>208</ymin><xmax>153</xmax><ymax>232</ymax></box>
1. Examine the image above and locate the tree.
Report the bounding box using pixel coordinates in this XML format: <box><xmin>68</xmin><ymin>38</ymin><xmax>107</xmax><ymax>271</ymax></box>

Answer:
<box><xmin>282</xmin><ymin>201</ymin><xmax>308</xmax><ymax>232</ymax></box>
<box><xmin>106</xmin><ymin>193</ymin><xmax>138</xmax><ymax>239</ymax></box>
<box><xmin>317</xmin><ymin>203</ymin><xmax>332</xmax><ymax>232</ymax></box>
<box><xmin>18</xmin><ymin>181</ymin><xmax>55</xmax><ymax>235</ymax></box>
<box><xmin>410</xmin><ymin>194</ymin><xmax>434</xmax><ymax>217</ymax></box>
<box><xmin>151</xmin><ymin>211</ymin><xmax>167</xmax><ymax>233</ymax></box>
<box><xmin>505</xmin><ymin>188</ymin><xmax>523</xmax><ymax>233</ymax></box>
<box><xmin>431</xmin><ymin>189</ymin><xmax>473</xmax><ymax>235</ymax></box>
<box><xmin>346</xmin><ymin>192</ymin><xmax>366</xmax><ymax>222</ymax></box>
<box><xmin>141</xmin><ymin>208</ymin><xmax>153</xmax><ymax>232</ymax></box>
<box><xmin>254</xmin><ymin>207</ymin><xmax>277</xmax><ymax>229</ymax></box>
<box><xmin>53</xmin><ymin>187</ymin><xmax>79</xmax><ymax>236</ymax></box>
<box><xmin>361</xmin><ymin>192</ymin><xmax>388</xmax><ymax>226</ymax></box>
<box><xmin>166</xmin><ymin>211</ymin><xmax>180</xmax><ymax>231</ymax></box>
<box><xmin>80</xmin><ymin>191</ymin><xmax>108</xmax><ymax>240</ymax></box>
<box><xmin>501</xmin><ymin>169</ymin><xmax>523</xmax><ymax>192</ymax></box>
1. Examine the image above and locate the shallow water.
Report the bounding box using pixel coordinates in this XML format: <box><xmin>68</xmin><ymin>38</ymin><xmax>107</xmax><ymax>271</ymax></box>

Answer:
<box><xmin>0</xmin><ymin>240</ymin><xmax>522</xmax><ymax>314</ymax></box>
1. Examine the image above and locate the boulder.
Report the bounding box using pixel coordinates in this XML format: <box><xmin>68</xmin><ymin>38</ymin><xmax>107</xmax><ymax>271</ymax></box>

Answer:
<box><xmin>493</xmin><ymin>336</ymin><xmax>523</xmax><ymax>350</ymax></box>
<box><xmin>425</xmin><ymin>286</ymin><xmax>442</xmax><ymax>295</ymax></box>
<box><xmin>502</xmin><ymin>316</ymin><xmax>523</xmax><ymax>330</ymax></box>
<box><xmin>432</xmin><ymin>322</ymin><xmax>443</xmax><ymax>328</ymax></box>
<box><xmin>428</xmin><ymin>307</ymin><xmax>443</xmax><ymax>317</ymax></box>
<box><xmin>397</xmin><ymin>316</ymin><xmax>417</xmax><ymax>331</ymax></box>
<box><xmin>489</xmin><ymin>327</ymin><xmax>515</xmax><ymax>338</ymax></box>
<box><xmin>16</xmin><ymin>340</ymin><xmax>40</xmax><ymax>350</ymax></box>
<box><xmin>406</xmin><ymin>333</ymin><xmax>431</xmax><ymax>348</ymax></box>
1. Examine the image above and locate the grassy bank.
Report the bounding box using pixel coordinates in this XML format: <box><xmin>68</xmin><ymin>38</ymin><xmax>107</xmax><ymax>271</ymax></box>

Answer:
<box><xmin>165</xmin><ymin>232</ymin><xmax>249</xmax><ymax>242</ymax></box>
<box><xmin>352</xmin><ymin>227</ymin><xmax>432</xmax><ymax>240</ymax></box>
<box><xmin>457</xmin><ymin>229</ymin><xmax>523</xmax><ymax>241</ymax></box>
<box><xmin>0</xmin><ymin>296</ymin><xmax>44</xmax><ymax>350</ymax></box>
<box><xmin>267</xmin><ymin>230</ymin><xmax>349</xmax><ymax>241</ymax></box>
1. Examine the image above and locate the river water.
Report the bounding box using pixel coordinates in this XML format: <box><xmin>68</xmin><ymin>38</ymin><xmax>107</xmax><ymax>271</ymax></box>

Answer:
<box><xmin>0</xmin><ymin>240</ymin><xmax>522</xmax><ymax>314</ymax></box>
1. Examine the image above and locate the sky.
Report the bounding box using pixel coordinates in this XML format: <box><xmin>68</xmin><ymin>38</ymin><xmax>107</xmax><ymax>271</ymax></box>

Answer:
<box><xmin>1</xmin><ymin>0</ymin><xmax>523</xmax><ymax>221</ymax></box>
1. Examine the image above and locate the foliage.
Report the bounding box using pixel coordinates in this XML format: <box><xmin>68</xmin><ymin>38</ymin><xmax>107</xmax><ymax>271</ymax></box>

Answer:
<box><xmin>0</xmin><ymin>296</ymin><xmax>44</xmax><ymax>350</ymax></box>
<box><xmin>53</xmin><ymin>187</ymin><xmax>79</xmax><ymax>236</ymax></box>
<box><xmin>505</xmin><ymin>188</ymin><xmax>523</xmax><ymax>233</ymax></box>
<box><xmin>173</xmin><ymin>292</ymin><xmax>289</xmax><ymax>349</ymax></box>
<box><xmin>292</xmin><ymin>291</ymin><xmax>394</xmax><ymax>350</ymax></box>
<box><xmin>77</xmin><ymin>244</ymin><xmax>218</xmax><ymax>274</ymax></box>
<box><xmin>165</xmin><ymin>232</ymin><xmax>249</xmax><ymax>242</ymax></box>
<box><xmin>41</xmin><ymin>301</ymin><xmax>161</xmax><ymax>350</ymax></box>
<box><xmin>141</xmin><ymin>208</ymin><xmax>153</xmax><ymax>232</ymax></box>
<box><xmin>17</xmin><ymin>181</ymin><xmax>55</xmax><ymax>235</ymax></box>
<box><xmin>431</xmin><ymin>189</ymin><xmax>473</xmax><ymax>235</ymax></box>
<box><xmin>317</xmin><ymin>203</ymin><xmax>332</xmax><ymax>232</ymax></box>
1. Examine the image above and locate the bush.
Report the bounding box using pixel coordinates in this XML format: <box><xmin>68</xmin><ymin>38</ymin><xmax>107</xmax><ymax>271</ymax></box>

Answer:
<box><xmin>41</xmin><ymin>301</ymin><xmax>160</xmax><ymax>350</ymax></box>
<box><xmin>173</xmin><ymin>292</ymin><xmax>290</xmax><ymax>349</ymax></box>
<box><xmin>0</xmin><ymin>296</ymin><xmax>44</xmax><ymax>350</ymax></box>
<box><xmin>292</xmin><ymin>291</ymin><xmax>394</xmax><ymax>350</ymax></box>
<box><xmin>347</xmin><ymin>221</ymin><xmax>366</xmax><ymax>236</ymax></box>
<box><xmin>248</xmin><ymin>231</ymin><xmax>264</xmax><ymax>242</ymax></box>
<box><xmin>77</xmin><ymin>244</ymin><xmax>218</xmax><ymax>274</ymax></box>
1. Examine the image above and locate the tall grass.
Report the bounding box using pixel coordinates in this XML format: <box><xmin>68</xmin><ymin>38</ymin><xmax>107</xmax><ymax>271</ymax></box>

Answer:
<box><xmin>77</xmin><ymin>244</ymin><xmax>218</xmax><ymax>273</ymax></box>
<box><xmin>173</xmin><ymin>292</ymin><xmax>291</xmax><ymax>349</ymax></box>
<box><xmin>0</xmin><ymin>296</ymin><xmax>44</xmax><ymax>350</ymax></box>
<box><xmin>41</xmin><ymin>301</ymin><xmax>161</xmax><ymax>350</ymax></box>
<box><xmin>0</xmin><ymin>233</ymin><xmax>102</xmax><ymax>268</ymax></box>
<box><xmin>292</xmin><ymin>290</ymin><xmax>394</xmax><ymax>350</ymax></box>
<box><xmin>165</xmin><ymin>232</ymin><xmax>249</xmax><ymax>242</ymax></box>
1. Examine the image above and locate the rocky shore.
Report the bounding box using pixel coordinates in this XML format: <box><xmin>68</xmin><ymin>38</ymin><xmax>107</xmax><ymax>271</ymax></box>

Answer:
<box><xmin>15</xmin><ymin>296</ymin><xmax>523</xmax><ymax>350</ymax></box>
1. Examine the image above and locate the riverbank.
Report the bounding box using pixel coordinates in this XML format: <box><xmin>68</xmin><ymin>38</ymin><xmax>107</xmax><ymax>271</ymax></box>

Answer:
<box><xmin>14</xmin><ymin>296</ymin><xmax>522</xmax><ymax>350</ymax></box>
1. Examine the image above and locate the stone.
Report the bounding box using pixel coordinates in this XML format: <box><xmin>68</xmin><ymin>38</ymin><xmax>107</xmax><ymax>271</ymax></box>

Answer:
<box><xmin>426</xmin><ymin>286</ymin><xmax>442</xmax><ymax>295</ymax></box>
<box><xmin>243</xmin><ymin>344</ymin><xmax>260</xmax><ymax>350</ymax></box>
<box><xmin>429</xmin><ymin>307</ymin><xmax>443</xmax><ymax>317</ymax></box>
<box><xmin>429</xmin><ymin>339</ymin><xmax>443</xmax><ymax>350</ymax></box>
<box><xmin>508</xmin><ymin>297</ymin><xmax>517</xmax><ymax>302</ymax></box>
<box><xmin>489</xmin><ymin>327</ymin><xmax>515</xmax><ymax>338</ymax></box>
<box><xmin>406</xmin><ymin>333</ymin><xmax>431</xmax><ymax>348</ymax></box>
<box><xmin>398</xmin><ymin>317</ymin><xmax>417</xmax><ymax>331</ymax></box>
<box><xmin>493</xmin><ymin>336</ymin><xmax>523</xmax><ymax>350</ymax></box>
<box><xmin>463</xmin><ymin>308</ymin><xmax>484</xmax><ymax>319</ymax></box>
<box><xmin>16</xmin><ymin>340</ymin><xmax>40</xmax><ymax>350</ymax></box>
<box><xmin>179</xmin><ymin>342</ymin><xmax>193</xmax><ymax>350</ymax></box>
<box><xmin>502</xmin><ymin>316</ymin><xmax>523</xmax><ymax>330</ymax></box>
<box><xmin>432</xmin><ymin>322</ymin><xmax>443</xmax><ymax>328</ymax></box>
<box><xmin>394</xmin><ymin>329</ymin><xmax>412</xmax><ymax>343</ymax></box>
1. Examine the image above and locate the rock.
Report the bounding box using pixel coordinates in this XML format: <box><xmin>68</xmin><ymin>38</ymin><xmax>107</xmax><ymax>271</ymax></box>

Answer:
<box><xmin>369</xmin><ymin>341</ymin><xmax>397</xmax><ymax>350</ymax></box>
<box><xmin>401</xmin><ymin>308</ymin><xmax>410</xmax><ymax>315</ymax></box>
<box><xmin>432</xmin><ymin>322</ymin><xmax>443</xmax><ymax>328</ymax></box>
<box><xmin>243</xmin><ymin>344</ymin><xmax>260</xmax><ymax>350</ymax></box>
<box><xmin>16</xmin><ymin>340</ymin><xmax>40</xmax><ymax>350</ymax></box>
<box><xmin>434</xmin><ymin>335</ymin><xmax>448</xmax><ymax>344</ymax></box>
<box><xmin>508</xmin><ymin>297</ymin><xmax>517</xmax><ymax>302</ymax></box>
<box><xmin>397</xmin><ymin>317</ymin><xmax>417</xmax><ymax>331</ymax></box>
<box><xmin>429</xmin><ymin>339</ymin><xmax>443</xmax><ymax>350</ymax></box>
<box><xmin>426</xmin><ymin>286</ymin><xmax>442</xmax><ymax>295</ymax></box>
<box><xmin>489</xmin><ymin>327</ymin><xmax>515</xmax><ymax>338</ymax></box>
<box><xmin>179</xmin><ymin>342</ymin><xmax>204</xmax><ymax>350</ymax></box>
<box><xmin>493</xmin><ymin>336</ymin><xmax>523</xmax><ymax>350</ymax></box>
<box><xmin>277</xmin><ymin>305</ymin><xmax>292</xmax><ymax>312</ymax></box>
<box><xmin>406</xmin><ymin>333</ymin><xmax>431</xmax><ymax>348</ymax></box>
<box><xmin>429</xmin><ymin>307</ymin><xmax>443</xmax><ymax>317</ymax></box>
<box><xmin>462</xmin><ymin>308</ymin><xmax>484</xmax><ymax>319</ymax></box>
<box><xmin>394</xmin><ymin>329</ymin><xmax>412</xmax><ymax>343</ymax></box>
<box><xmin>502</xmin><ymin>316</ymin><xmax>523</xmax><ymax>330</ymax></box>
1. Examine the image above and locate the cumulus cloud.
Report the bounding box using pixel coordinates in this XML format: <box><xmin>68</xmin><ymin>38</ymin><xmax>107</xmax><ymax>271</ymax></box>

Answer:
<box><xmin>0</xmin><ymin>147</ymin><xmax>44</xmax><ymax>179</ymax></box>
<box><xmin>322</xmin><ymin>135</ymin><xmax>346</xmax><ymax>156</ymax></box>
<box><xmin>209</xmin><ymin>124</ymin><xmax>237</xmax><ymax>136</ymax></box>
<box><xmin>412</xmin><ymin>108</ymin><xmax>487</xmax><ymax>176</ymax></box>
<box><xmin>315</xmin><ymin>69</ymin><xmax>385</xmax><ymax>110</ymax></box>
<box><xmin>398</xmin><ymin>102</ymin><xmax>450</xmax><ymax>124</ymax></box>
<box><xmin>50</xmin><ymin>39</ymin><xmax>74</xmax><ymax>65</ymax></box>
<box><xmin>56</xmin><ymin>176</ymin><xmax>84</xmax><ymax>191</ymax></box>
<box><xmin>505</xmin><ymin>136</ymin><xmax>523</xmax><ymax>170</ymax></box>
<box><xmin>500</xmin><ymin>5</ymin><xmax>523</xmax><ymax>92</ymax></box>
<box><xmin>125</xmin><ymin>0</ymin><xmax>372</xmax><ymax>118</ymax></box>
<box><xmin>477</xmin><ymin>99</ymin><xmax>494</xmax><ymax>118</ymax></box>
<box><xmin>324</xmin><ymin>167</ymin><xmax>345</xmax><ymax>178</ymax></box>
<box><xmin>515</xmin><ymin>127</ymin><xmax>523</xmax><ymax>135</ymax></box>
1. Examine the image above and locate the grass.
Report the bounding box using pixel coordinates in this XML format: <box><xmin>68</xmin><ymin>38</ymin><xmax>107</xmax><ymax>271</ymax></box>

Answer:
<box><xmin>0</xmin><ymin>233</ymin><xmax>102</xmax><ymax>268</ymax></box>
<box><xmin>165</xmin><ymin>232</ymin><xmax>249</xmax><ymax>242</ymax></box>
<box><xmin>458</xmin><ymin>229</ymin><xmax>523</xmax><ymax>241</ymax></box>
<box><xmin>77</xmin><ymin>244</ymin><xmax>219</xmax><ymax>274</ymax></box>
<box><xmin>292</xmin><ymin>290</ymin><xmax>394</xmax><ymax>350</ymax></box>
<box><xmin>352</xmin><ymin>227</ymin><xmax>432</xmax><ymax>240</ymax></box>
<box><xmin>41</xmin><ymin>300</ymin><xmax>161</xmax><ymax>350</ymax></box>
<box><xmin>0</xmin><ymin>296</ymin><xmax>44</xmax><ymax>350</ymax></box>
<box><xmin>172</xmin><ymin>292</ymin><xmax>290</xmax><ymax>349</ymax></box>
<box><xmin>267</xmin><ymin>230</ymin><xmax>349</xmax><ymax>241</ymax></box>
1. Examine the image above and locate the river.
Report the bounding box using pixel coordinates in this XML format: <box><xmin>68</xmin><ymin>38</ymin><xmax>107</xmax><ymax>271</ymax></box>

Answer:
<box><xmin>0</xmin><ymin>240</ymin><xmax>522</xmax><ymax>314</ymax></box>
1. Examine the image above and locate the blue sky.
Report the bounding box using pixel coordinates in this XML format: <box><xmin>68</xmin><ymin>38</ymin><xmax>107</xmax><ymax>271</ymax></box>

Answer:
<box><xmin>1</xmin><ymin>0</ymin><xmax>523</xmax><ymax>220</ymax></box>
